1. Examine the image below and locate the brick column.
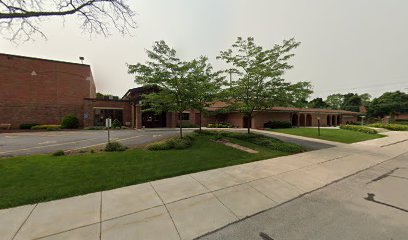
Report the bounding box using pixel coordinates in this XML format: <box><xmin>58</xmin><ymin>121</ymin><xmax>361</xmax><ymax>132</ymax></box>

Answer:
<box><xmin>135</xmin><ymin>105</ymin><xmax>142</xmax><ymax>129</ymax></box>
<box><xmin>131</xmin><ymin>104</ymin><xmax>135</xmax><ymax>128</ymax></box>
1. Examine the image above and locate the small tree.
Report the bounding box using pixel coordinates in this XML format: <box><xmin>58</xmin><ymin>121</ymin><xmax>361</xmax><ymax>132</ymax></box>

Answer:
<box><xmin>189</xmin><ymin>56</ymin><xmax>225</xmax><ymax>131</ymax></box>
<box><xmin>217</xmin><ymin>37</ymin><xmax>312</xmax><ymax>133</ymax></box>
<box><xmin>128</xmin><ymin>41</ymin><xmax>194</xmax><ymax>138</ymax></box>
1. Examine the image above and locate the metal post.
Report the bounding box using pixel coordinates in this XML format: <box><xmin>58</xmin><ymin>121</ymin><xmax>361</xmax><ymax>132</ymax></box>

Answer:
<box><xmin>108</xmin><ymin>126</ymin><xmax>110</xmax><ymax>143</ymax></box>
<box><xmin>106</xmin><ymin>118</ymin><xmax>111</xmax><ymax>143</ymax></box>
<box><xmin>317</xmin><ymin>114</ymin><xmax>321</xmax><ymax>136</ymax></box>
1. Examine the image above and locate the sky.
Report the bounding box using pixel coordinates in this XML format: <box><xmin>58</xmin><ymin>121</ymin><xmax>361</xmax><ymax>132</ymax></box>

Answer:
<box><xmin>1</xmin><ymin>0</ymin><xmax>408</xmax><ymax>99</ymax></box>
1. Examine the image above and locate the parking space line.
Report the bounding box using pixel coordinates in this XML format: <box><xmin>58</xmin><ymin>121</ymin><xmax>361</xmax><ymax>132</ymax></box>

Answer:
<box><xmin>0</xmin><ymin>138</ymin><xmax>101</xmax><ymax>154</ymax></box>
<box><xmin>64</xmin><ymin>135</ymin><xmax>143</xmax><ymax>152</ymax></box>
<box><xmin>0</xmin><ymin>135</ymin><xmax>145</xmax><ymax>155</ymax></box>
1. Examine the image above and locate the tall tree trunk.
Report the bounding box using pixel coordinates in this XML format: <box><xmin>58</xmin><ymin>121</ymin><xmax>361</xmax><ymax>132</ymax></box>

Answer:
<box><xmin>179</xmin><ymin>112</ymin><xmax>183</xmax><ymax>138</ymax></box>
<box><xmin>199</xmin><ymin>111</ymin><xmax>202</xmax><ymax>132</ymax></box>
<box><xmin>247</xmin><ymin>114</ymin><xmax>251</xmax><ymax>134</ymax></box>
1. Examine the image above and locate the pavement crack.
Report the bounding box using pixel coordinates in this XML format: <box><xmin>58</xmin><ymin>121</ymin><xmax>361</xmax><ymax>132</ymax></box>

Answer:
<box><xmin>389</xmin><ymin>175</ymin><xmax>408</xmax><ymax>181</ymax></box>
<box><xmin>12</xmin><ymin>203</ymin><xmax>38</xmax><ymax>240</ymax></box>
<box><xmin>259</xmin><ymin>232</ymin><xmax>274</xmax><ymax>240</ymax></box>
<box><xmin>380</xmin><ymin>138</ymin><xmax>408</xmax><ymax>147</ymax></box>
<box><xmin>149</xmin><ymin>182</ymin><xmax>182</xmax><ymax>240</ymax></box>
<box><xmin>364</xmin><ymin>193</ymin><xmax>408</xmax><ymax>213</ymax></box>
<box><xmin>367</xmin><ymin>168</ymin><xmax>399</xmax><ymax>184</ymax></box>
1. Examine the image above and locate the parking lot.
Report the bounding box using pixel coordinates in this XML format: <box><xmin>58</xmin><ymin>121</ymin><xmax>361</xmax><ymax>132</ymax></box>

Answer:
<box><xmin>0</xmin><ymin>128</ymin><xmax>337</xmax><ymax>158</ymax></box>
<box><xmin>0</xmin><ymin>129</ymin><xmax>188</xmax><ymax>157</ymax></box>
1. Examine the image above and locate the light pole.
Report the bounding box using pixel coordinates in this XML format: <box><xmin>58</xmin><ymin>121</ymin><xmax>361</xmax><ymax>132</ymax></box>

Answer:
<box><xmin>317</xmin><ymin>114</ymin><xmax>321</xmax><ymax>136</ymax></box>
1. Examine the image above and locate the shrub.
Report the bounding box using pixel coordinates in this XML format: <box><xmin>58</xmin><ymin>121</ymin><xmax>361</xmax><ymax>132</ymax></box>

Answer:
<box><xmin>147</xmin><ymin>135</ymin><xmax>195</xmax><ymax>151</ymax></box>
<box><xmin>112</xmin><ymin>119</ymin><xmax>122</xmax><ymax>128</ymax></box>
<box><xmin>340</xmin><ymin>125</ymin><xmax>378</xmax><ymax>134</ymax></box>
<box><xmin>31</xmin><ymin>125</ymin><xmax>61</xmax><ymax>131</ymax></box>
<box><xmin>52</xmin><ymin>150</ymin><xmax>65</xmax><ymax>156</ymax></box>
<box><xmin>264</xmin><ymin>121</ymin><xmax>292</xmax><ymax>129</ymax></box>
<box><xmin>367</xmin><ymin>123</ymin><xmax>384</xmax><ymax>128</ymax></box>
<box><xmin>384</xmin><ymin>124</ymin><xmax>408</xmax><ymax>131</ymax></box>
<box><xmin>20</xmin><ymin>123</ymin><xmax>39</xmax><ymax>129</ymax></box>
<box><xmin>207</xmin><ymin>122</ymin><xmax>233</xmax><ymax>128</ymax></box>
<box><xmin>105</xmin><ymin>142</ymin><xmax>128</xmax><ymax>152</ymax></box>
<box><xmin>395</xmin><ymin>119</ymin><xmax>408</xmax><ymax>125</ymax></box>
<box><xmin>195</xmin><ymin>130</ymin><xmax>304</xmax><ymax>154</ymax></box>
<box><xmin>368</xmin><ymin>123</ymin><xmax>408</xmax><ymax>131</ymax></box>
<box><xmin>61</xmin><ymin>114</ymin><xmax>79</xmax><ymax>129</ymax></box>
<box><xmin>171</xmin><ymin>138</ymin><xmax>193</xmax><ymax>149</ymax></box>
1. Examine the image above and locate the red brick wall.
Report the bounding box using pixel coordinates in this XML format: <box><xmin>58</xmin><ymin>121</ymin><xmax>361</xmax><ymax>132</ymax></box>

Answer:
<box><xmin>252</xmin><ymin>112</ymin><xmax>291</xmax><ymax>129</ymax></box>
<box><xmin>0</xmin><ymin>54</ymin><xmax>96</xmax><ymax>128</ymax></box>
<box><xmin>83</xmin><ymin>99</ymin><xmax>131</xmax><ymax>128</ymax></box>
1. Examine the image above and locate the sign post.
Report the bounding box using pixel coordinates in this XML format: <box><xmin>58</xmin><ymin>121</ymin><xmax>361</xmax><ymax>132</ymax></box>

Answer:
<box><xmin>317</xmin><ymin>114</ymin><xmax>321</xmax><ymax>136</ymax></box>
<box><xmin>361</xmin><ymin>116</ymin><xmax>366</xmax><ymax>126</ymax></box>
<box><xmin>106</xmin><ymin>118</ymin><xmax>112</xmax><ymax>143</ymax></box>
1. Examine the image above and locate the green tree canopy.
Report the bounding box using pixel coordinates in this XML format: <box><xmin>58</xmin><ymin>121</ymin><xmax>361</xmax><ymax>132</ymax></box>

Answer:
<box><xmin>308</xmin><ymin>97</ymin><xmax>328</xmax><ymax>109</ymax></box>
<box><xmin>342</xmin><ymin>93</ymin><xmax>362</xmax><ymax>112</ymax></box>
<box><xmin>189</xmin><ymin>56</ymin><xmax>225</xmax><ymax>130</ymax></box>
<box><xmin>217</xmin><ymin>37</ymin><xmax>312</xmax><ymax>133</ymax></box>
<box><xmin>368</xmin><ymin>91</ymin><xmax>408</xmax><ymax>117</ymax></box>
<box><xmin>325</xmin><ymin>94</ymin><xmax>343</xmax><ymax>110</ymax></box>
<box><xmin>128</xmin><ymin>40</ymin><xmax>194</xmax><ymax>137</ymax></box>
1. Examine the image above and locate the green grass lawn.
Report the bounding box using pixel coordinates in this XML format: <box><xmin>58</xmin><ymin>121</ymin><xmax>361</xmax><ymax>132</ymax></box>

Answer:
<box><xmin>270</xmin><ymin>128</ymin><xmax>385</xmax><ymax>143</ymax></box>
<box><xmin>0</xmin><ymin>134</ymin><xmax>297</xmax><ymax>209</ymax></box>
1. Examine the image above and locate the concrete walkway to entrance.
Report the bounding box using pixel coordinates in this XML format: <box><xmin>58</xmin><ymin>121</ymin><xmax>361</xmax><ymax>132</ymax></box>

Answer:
<box><xmin>1</xmin><ymin>131</ymin><xmax>408</xmax><ymax>240</ymax></box>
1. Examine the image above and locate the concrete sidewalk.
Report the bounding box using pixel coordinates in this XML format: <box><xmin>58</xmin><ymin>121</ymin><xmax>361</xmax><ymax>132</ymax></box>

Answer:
<box><xmin>1</xmin><ymin>131</ymin><xmax>408</xmax><ymax>240</ymax></box>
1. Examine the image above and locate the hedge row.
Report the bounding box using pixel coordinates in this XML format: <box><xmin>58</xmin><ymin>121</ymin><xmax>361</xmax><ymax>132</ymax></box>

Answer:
<box><xmin>368</xmin><ymin>123</ymin><xmax>408</xmax><ymax>131</ymax></box>
<box><xmin>207</xmin><ymin>122</ymin><xmax>233</xmax><ymax>128</ymax></box>
<box><xmin>147</xmin><ymin>134</ymin><xmax>196</xmax><ymax>151</ymax></box>
<box><xmin>30</xmin><ymin>125</ymin><xmax>62</xmax><ymax>131</ymax></box>
<box><xmin>339</xmin><ymin>125</ymin><xmax>378</xmax><ymax>134</ymax></box>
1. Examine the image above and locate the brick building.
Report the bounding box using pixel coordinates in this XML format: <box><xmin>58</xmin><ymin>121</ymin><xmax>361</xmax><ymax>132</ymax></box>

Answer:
<box><xmin>0</xmin><ymin>53</ymin><xmax>360</xmax><ymax>129</ymax></box>
<box><xmin>0</xmin><ymin>53</ymin><xmax>97</xmax><ymax>128</ymax></box>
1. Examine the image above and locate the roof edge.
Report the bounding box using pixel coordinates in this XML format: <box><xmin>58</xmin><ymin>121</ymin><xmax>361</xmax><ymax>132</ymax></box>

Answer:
<box><xmin>0</xmin><ymin>53</ymin><xmax>90</xmax><ymax>67</ymax></box>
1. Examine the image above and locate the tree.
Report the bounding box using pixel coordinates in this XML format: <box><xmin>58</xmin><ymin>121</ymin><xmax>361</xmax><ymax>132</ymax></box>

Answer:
<box><xmin>96</xmin><ymin>92</ymin><xmax>118</xmax><ymax>99</ymax></box>
<box><xmin>0</xmin><ymin>0</ymin><xmax>135</xmax><ymax>42</ymax></box>
<box><xmin>325</xmin><ymin>94</ymin><xmax>343</xmax><ymax>110</ymax></box>
<box><xmin>342</xmin><ymin>93</ymin><xmax>362</xmax><ymax>112</ymax></box>
<box><xmin>287</xmin><ymin>81</ymin><xmax>313</xmax><ymax>108</ymax></box>
<box><xmin>128</xmin><ymin>40</ymin><xmax>194</xmax><ymax>138</ymax></box>
<box><xmin>359</xmin><ymin>93</ymin><xmax>372</xmax><ymax>106</ymax></box>
<box><xmin>308</xmin><ymin>97</ymin><xmax>328</xmax><ymax>109</ymax></box>
<box><xmin>189</xmin><ymin>56</ymin><xmax>225</xmax><ymax>131</ymax></box>
<box><xmin>217</xmin><ymin>37</ymin><xmax>310</xmax><ymax>134</ymax></box>
<box><xmin>368</xmin><ymin>91</ymin><xmax>408</xmax><ymax>118</ymax></box>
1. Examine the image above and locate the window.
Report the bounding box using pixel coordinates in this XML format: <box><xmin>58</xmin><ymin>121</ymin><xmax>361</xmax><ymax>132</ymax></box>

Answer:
<box><xmin>178</xmin><ymin>113</ymin><xmax>190</xmax><ymax>120</ymax></box>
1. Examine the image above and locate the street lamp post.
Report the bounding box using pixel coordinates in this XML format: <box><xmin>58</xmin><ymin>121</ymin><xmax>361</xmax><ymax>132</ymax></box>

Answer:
<box><xmin>317</xmin><ymin>114</ymin><xmax>321</xmax><ymax>136</ymax></box>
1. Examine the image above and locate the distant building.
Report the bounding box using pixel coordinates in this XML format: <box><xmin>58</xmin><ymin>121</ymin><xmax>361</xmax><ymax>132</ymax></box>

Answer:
<box><xmin>0</xmin><ymin>53</ymin><xmax>360</xmax><ymax>129</ymax></box>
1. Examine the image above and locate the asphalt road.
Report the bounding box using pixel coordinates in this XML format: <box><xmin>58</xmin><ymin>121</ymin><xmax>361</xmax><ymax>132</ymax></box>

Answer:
<box><xmin>0</xmin><ymin>129</ymin><xmax>189</xmax><ymax>157</ymax></box>
<box><xmin>199</xmin><ymin>152</ymin><xmax>408</xmax><ymax>240</ymax></box>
